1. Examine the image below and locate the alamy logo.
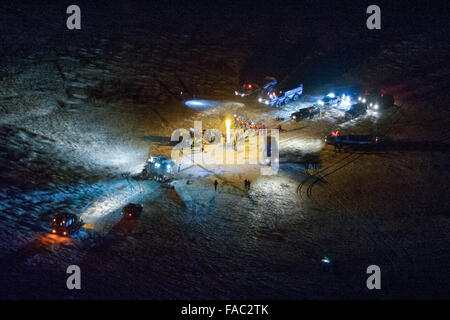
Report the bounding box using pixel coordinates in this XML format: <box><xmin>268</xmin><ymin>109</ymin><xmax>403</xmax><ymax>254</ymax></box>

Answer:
<box><xmin>170</xmin><ymin>121</ymin><xmax>279</xmax><ymax>175</ymax></box>
<box><xmin>66</xmin><ymin>5</ymin><xmax>81</xmax><ymax>30</ymax></box>
<box><xmin>66</xmin><ymin>265</ymin><xmax>81</xmax><ymax>290</ymax></box>
<box><xmin>366</xmin><ymin>265</ymin><xmax>381</xmax><ymax>289</ymax></box>
<box><xmin>366</xmin><ymin>5</ymin><xmax>381</xmax><ymax>30</ymax></box>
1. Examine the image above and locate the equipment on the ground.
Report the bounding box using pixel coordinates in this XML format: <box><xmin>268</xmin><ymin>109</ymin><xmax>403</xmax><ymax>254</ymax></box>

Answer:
<box><xmin>142</xmin><ymin>155</ymin><xmax>175</xmax><ymax>182</ymax></box>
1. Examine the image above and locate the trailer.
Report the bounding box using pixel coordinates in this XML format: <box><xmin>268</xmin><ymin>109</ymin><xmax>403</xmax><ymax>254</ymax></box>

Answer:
<box><xmin>324</xmin><ymin>133</ymin><xmax>380</xmax><ymax>146</ymax></box>
<box><xmin>259</xmin><ymin>83</ymin><xmax>303</xmax><ymax>107</ymax></box>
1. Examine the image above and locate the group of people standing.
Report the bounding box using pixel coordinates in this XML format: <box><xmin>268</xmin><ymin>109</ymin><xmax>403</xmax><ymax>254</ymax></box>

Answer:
<box><xmin>234</xmin><ymin>115</ymin><xmax>266</xmax><ymax>131</ymax></box>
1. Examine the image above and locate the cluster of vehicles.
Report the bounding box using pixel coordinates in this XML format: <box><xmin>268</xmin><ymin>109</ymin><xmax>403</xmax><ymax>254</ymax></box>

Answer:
<box><xmin>234</xmin><ymin>79</ymin><xmax>395</xmax><ymax>150</ymax></box>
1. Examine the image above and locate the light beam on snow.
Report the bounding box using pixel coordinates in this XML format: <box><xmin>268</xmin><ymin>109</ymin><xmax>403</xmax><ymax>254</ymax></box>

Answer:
<box><xmin>80</xmin><ymin>180</ymin><xmax>145</xmax><ymax>222</ymax></box>
<box><xmin>184</xmin><ymin>99</ymin><xmax>220</xmax><ymax>110</ymax></box>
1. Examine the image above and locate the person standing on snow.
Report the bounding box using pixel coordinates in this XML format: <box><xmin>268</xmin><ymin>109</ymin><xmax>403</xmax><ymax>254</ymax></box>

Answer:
<box><xmin>214</xmin><ymin>180</ymin><xmax>218</xmax><ymax>192</ymax></box>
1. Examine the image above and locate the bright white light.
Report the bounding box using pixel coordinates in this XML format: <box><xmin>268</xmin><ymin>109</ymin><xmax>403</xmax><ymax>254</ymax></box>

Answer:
<box><xmin>374</xmin><ymin>104</ymin><xmax>379</xmax><ymax>110</ymax></box>
<box><xmin>264</xmin><ymin>100</ymin><xmax>269</xmax><ymax>105</ymax></box>
<box><xmin>154</xmin><ymin>162</ymin><xmax>160</xmax><ymax>168</ymax></box>
<box><xmin>358</xmin><ymin>96</ymin><xmax>362</xmax><ymax>101</ymax></box>
<box><xmin>258</xmin><ymin>98</ymin><xmax>262</xmax><ymax>102</ymax></box>
<box><xmin>292</xmin><ymin>115</ymin><xmax>296</xmax><ymax>119</ymax></box>
<box><xmin>235</xmin><ymin>91</ymin><xmax>238</xmax><ymax>95</ymax></box>
<box><xmin>226</xmin><ymin>119</ymin><xmax>231</xmax><ymax>143</ymax></box>
<box><xmin>362</xmin><ymin>98</ymin><xmax>366</xmax><ymax>103</ymax></box>
<box><xmin>321</xmin><ymin>257</ymin><xmax>331</xmax><ymax>264</ymax></box>
<box><xmin>167</xmin><ymin>165</ymin><xmax>171</xmax><ymax>169</ymax></box>
<box><xmin>318</xmin><ymin>100</ymin><xmax>324</xmax><ymax>106</ymax></box>
<box><xmin>327</xmin><ymin>93</ymin><xmax>335</xmax><ymax>98</ymax></box>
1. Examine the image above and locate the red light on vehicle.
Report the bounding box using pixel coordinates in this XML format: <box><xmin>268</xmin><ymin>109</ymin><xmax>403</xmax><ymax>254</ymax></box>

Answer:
<box><xmin>375</xmin><ymin>137</ymin><xmax>379</xmax><ymax>143</ymax></box>
<box><xmin>248</xmin><ymin>84</ymin><xmax>252</xmax><ymax>89</ymax></box>
<box><xmin>129</xmin><ymin>214</ymin><xmax>132</xmax><ymax>217</ymax></box>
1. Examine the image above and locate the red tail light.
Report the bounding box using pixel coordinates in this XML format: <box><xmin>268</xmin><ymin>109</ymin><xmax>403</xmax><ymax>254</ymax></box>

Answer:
<box><xmin>375</xmin><ymin>137</ymin><xmax>379</xmax><ymax>143</ymax></box>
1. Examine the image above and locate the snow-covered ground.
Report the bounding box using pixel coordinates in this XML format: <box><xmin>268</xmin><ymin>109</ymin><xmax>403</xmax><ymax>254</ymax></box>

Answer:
<box><xmin>0</xmin><ymin>2</ymin><xmax>449</xmax><ymax>299</ymax></box>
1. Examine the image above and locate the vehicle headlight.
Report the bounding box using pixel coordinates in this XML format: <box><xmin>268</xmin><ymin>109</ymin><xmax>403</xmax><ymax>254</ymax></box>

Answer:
<box><xmin>258</xmin><ymin>98</ymin><xmax>262</xmax><ymax>102</ymax></box>
<box><xmin>264</xmin><ymin>101</ymin><xmax>269</xmax><ymax>105</ymax></box>
<box><xmin>155</xmin><ymin>162</ymin><xmax>160</xmax><ymax>168</ymax></box>
<box><xmin>292</xmin><ymin>115</ymin><xmax>296</xmax><ymax>119</ymax></box>
<box><xmin>235</xmin><ymin>91</ymin><xmax>238</xmax><ymax>95</ymax></box>
<box><xmin>362</xmin><ymin>98</ymin><xmax>366</xmax><ymax>103</ymax></box>
<box><xmin>374</xmin><ymin>104</ymin><xmax>379</xmax><ymax>110</ymax></box>
<box><xmin>358</xmin><ymin>96</ymin><xmax>362</xmax><ymax>101</ymax></box>
<box><xmin>318</xmin><ymin>100</ymin><xmax>324</xmax><ymax>106</ymax></box>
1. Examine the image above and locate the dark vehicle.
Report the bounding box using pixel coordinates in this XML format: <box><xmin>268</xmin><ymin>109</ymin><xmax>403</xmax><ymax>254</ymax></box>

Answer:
<box><xmin>235</xmin><ymin>76</ymin><xmax>276</xmax><ymax>98</ymax></box>
<box><xmin>142</xmin><ymin>155</ymin><xmax>175</xmax><ymax>182</ymax></box>
<box><xmin>235</xmin><ymin>82</ymin><xmax>259</xmax><ymax>97</ymax></box>
<box><xmin>357</xmin><ymin>88</ymin><xmax>395</xmax><ymax>110</ymax></box>
<box><xmin>325</xmin><ymin>133</ymin><xmax>380</xmax><ymax>146</ymax></box>
<box><xmin>51</xmin><ymin>213</ymin><xmax>84</xmax><ymax>236</ymax></box>
<box><xmin>346</xmin><ymin>102</ymin><xmax>367</xmax><ymax>119</ymax></box>
<box><xmin>121</xmin><ymin>203</ymin><xmax>143</xmax><ymax>219</ymax></box>
<box><xmin>291</xmin><ymin>105</ymin><xmax>321</xmax><ymax>121</ymax></box>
